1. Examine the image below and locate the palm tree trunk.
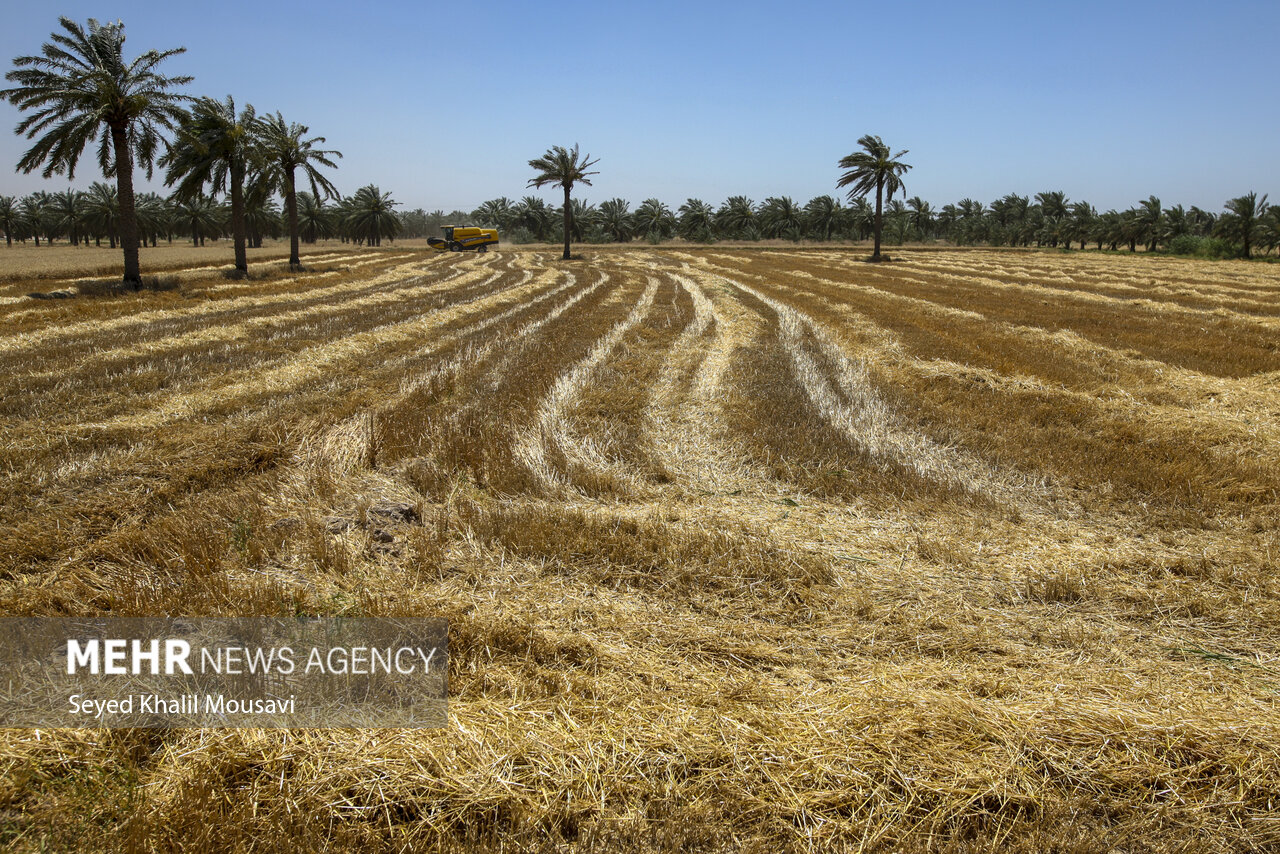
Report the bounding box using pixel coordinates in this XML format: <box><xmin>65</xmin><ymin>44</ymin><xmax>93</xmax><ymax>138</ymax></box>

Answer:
<box><xmin>562</xmin><ymin>185</ymin><xmax>572</xmax><ymax>260</ymax></box>
<box><xmin>229</xmin><ymin>160</ymin><xmax>249</xmax><ymax>275</ymax></box>
<box><xmin>110</xmin><ymin>124</ymin><xmax>142</xmax><ymax>287</ymax></box>
<box><xmin>872</xmin><ymin>178</ymin><xmax>884</xmax><ymax>261</ymax></box>
<box><xmin>286</xmin><ymin>168</ymin><xmax>301</xmax><ymax>270</ymax></box>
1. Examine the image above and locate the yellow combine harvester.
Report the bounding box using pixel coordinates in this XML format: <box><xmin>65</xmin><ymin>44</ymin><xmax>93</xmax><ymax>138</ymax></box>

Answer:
<box><xmin>427</xmin><ymin>225</ymin><xmax>499</xmax><ymax>252</ymax></box>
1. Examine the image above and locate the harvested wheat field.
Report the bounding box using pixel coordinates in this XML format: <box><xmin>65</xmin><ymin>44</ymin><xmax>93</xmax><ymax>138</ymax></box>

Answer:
<box><xmin>1</xmin><ymin>245</ymin><xmax>1278</xmax><ymax>852</ymax></box>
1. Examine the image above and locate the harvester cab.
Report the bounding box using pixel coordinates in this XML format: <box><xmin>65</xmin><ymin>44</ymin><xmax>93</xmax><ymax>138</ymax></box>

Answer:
<box><xmin>428</xmin><ymin>225</ymin><xmax>499</xmax><ymax>253</ymax></box>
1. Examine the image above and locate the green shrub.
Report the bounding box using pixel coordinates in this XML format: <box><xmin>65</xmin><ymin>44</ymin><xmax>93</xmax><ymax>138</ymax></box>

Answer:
<box><xmin>1167</xmin><ymin>235</ymin><xmax>1241</xmax><ymax>259</ymax></box>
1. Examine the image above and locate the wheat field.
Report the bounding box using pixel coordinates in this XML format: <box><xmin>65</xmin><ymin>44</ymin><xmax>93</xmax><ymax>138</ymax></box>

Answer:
<box><xmin>1</xmin><ymin>245</ymin><xmax>1278</xmax><ymax>852</ymax></box>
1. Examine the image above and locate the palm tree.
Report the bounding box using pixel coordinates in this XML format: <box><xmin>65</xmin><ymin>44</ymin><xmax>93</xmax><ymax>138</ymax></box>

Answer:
<box><xmin>566</xmin><ymin>198</ymin><xmax>598</xmax><ymax>243</ymax></box>
<box><xmin>162</xmin><ymin>95</ymin><xmax>258</xmax><ymax>275</ymax></box>
<box><xmin>633</xmin><ymin>198</ymin><xmax>675</xmax><ymax>242</ymax></box>
<box><xmin>1188</xmin><ymin>206</ymin><xmax>1216</xmax><ymax>236</ymax></box>
<box><xmin>135</xmin><ymin>191</ymin><xmax>166</xmax><ymax>246</ymax></box>
<box><xmin>1215</xmin><ymin>192</ymin><xmax>1269</xmax><ymax>259</ymax></box>
<box><xmin>759</xmin><ymin>196</ymin><xmax>805</xmax><ymax>240</ymax></box>
<box><xmin>171</xmin><ymin>192</ymin><xmax>223</xmax><ymax>246</ymax></box>
<box><xmin>0</xmin><ymin>196</ymin><xmax>16</xmax><ymax>246</ymax></box>
<box><xmin>885</xmin><ymin>199</ymin><xmax>911</xmax><ymax>245</ymax></box>
<box><xmin>527</xmin><ymin>143</ymin><xmax>599</xmax><ymax>260</ymax></box>
<box><xmin>1</xmin><ymin>17</ymin><xmax>190</xmax><ymax>284</ymax></box>
<box><xmin>51</xmin><ymin>189</ymin><xmax>86</xmax><ymax>246</ymax></box>
<box><xmin>472</xmin><ymin>197</ymin><xmax>515</xmax><ymax>233</ymax></box>
<box><xmin>1069</xmin><ymin>201</ymin><xmax>1096</xmax><ymax>250</ymax></box>
<box><xmin>678</xmin><ymin>198</ymin><xmax>716</xmax><ymax>242</ymax></box>
<box><xmin>83</xmin><ymin>181</ymin><xmax>120</xmax><ymax>247</ymax></box>
<box><xmin>598</xmin><ymin>198</ymin><xmax>633</xmax><ymax>243</ymax></box>
<box><xmin>1162</xmin><ymin>204</ymin><xmax>1190</xmax><ymax>244</ymax></box>
<box><xmin>836</xmin><ymin>134</ymin><xmax>911</xmax><ymax>261</ymax></box>
<box><xmin>803</xmin><ymin>195</ymin><xmax>842</xmax><ymax>241</ymax></box>
<box><xmin>715</xmin><ymin>196</ymin><xmax>758</xmax><ymax>240</ymax></box>
<box><xmin>1097</xmin><ymin>210</ymin><xmax>1123</xmax><ymax>251</ymax></box>
<box><xmin>295</xmin><ymin>192</ymin><xmax>333</xmax><ymax>244</ymax></box>
<box><xmin>242</xmin><ymin>188</ymin><xmax>280</xmax><ymax>248</ymax></box>
<box><xmin>846</xmin><ymin>197</ymin><xmax>874</xmax><ymax>241</ymax></box>
<box><xmin>1119</xmin><ymin>208</ymin><xmax>1143</xmax><ymax>252</ymax></box>
<box><xmin>19</xmin><ymin>192</ymin><xmax>50</xmax><ymax>246</ymax></box>
<box><xmin>1262</xmin><ymin>207</ymin><xmax>1280</xmax><ymax>256</ymax></box>
<box><xmin>344</xmin><ymin>185</ymin><xmax>400</xmax><ymax>246</ymax></box>
<box><xmin>906</xmin><ymin>196</ymin><xmax>934</xmax><ymax>241</ymax></box>
<box><xmin>1133</xmin><ymin>196</ymin><xmax>1163</xmax><ymax>252</ymax></box>
<box><xmin>1035</xmin><ymin>191</ymin><xmax>1069</xmax><ymax>247</ymax></box>
<box><xmin>254</xmin><ymin>111</ymin><xmax>341</xmax><ymax>270</ymax></box>
<box><xmin>513</xmin><ymin>196</ymin><xmax>553</xmax><ymax>243</ymax></box>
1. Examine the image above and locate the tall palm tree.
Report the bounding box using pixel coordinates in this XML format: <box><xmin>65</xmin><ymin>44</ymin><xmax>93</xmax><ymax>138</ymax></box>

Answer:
<box><xmin>1215</xmin><ymin>192</ymin><xmax>1269</xmax><ymax>259</ymax></box>
<box><xmin>162</xmin><ymin>95</ymin><xmax>258</xmax><ymax>275</ymax></box>
<box><xmin>527</xmin><ymin>143</ymin><xmax>599</xmax><ymax>260</ymax></box>
<box><xmin>344</xmin><ymin>185</ymin><xmax>400</xmax><ymax>246</ymax></box>
<box><xmin>254</xmin><ymin>111</ymin><xmax>341</xmax><ymax>270</ymax></box>
<box><xmin>836</xmin><ymin>134</ymin><xmax>911</xmax><ymax>261</ymax></box>
<box><xmin>1</xmin><ymin>17</ymin><xmax>190</xmax><ymax>284</ymax></box>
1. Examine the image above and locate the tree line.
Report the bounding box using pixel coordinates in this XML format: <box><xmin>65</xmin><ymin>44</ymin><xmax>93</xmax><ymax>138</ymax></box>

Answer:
<box><xmin>12</xmin><ymin>185</ymin><xmax>1274</xmax><ymax>261</ymax></box>
<box><xmin>0</xmin><ymin>184</ymin><xmax>407</xmax><ymax>250</ymax></box>
<box><xmin>465</xmin><ymin>190</ymin><xmax>1278</xmax><ymax>259</ymax></box>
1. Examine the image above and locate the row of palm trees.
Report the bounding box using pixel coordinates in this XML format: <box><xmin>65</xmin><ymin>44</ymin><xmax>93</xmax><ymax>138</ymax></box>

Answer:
<box><xmin>11</xmin><ymin>183</ymin><xmax>1274</xmax><ymax>260</ymax></box>
<box><xmin>0</xmin><ymin>17</ymin><xmax>399</xmax><ymax>282</ymax></box>
<box><xmin>466</xmin><ymin>190</ymin><xmax>1278</xmax><ymax>257</ymax></box>
<box><xmin>0</xmin><ymin>184</ymin><xmax>403</xmax><ymax>250</ymax></box>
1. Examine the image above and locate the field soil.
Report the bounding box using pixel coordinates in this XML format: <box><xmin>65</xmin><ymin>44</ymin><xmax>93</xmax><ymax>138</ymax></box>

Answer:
<box><xmin>1</xmin><ymin>245</ymin><xmax>1278</xmax><ymax>852</ymax></box>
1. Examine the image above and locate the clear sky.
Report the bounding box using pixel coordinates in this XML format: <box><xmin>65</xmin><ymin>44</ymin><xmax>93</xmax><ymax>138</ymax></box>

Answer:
<box><xmin>1</xmin><ymin>0</ymin><xmax>1276</xmax><ymax>215</ymax></box>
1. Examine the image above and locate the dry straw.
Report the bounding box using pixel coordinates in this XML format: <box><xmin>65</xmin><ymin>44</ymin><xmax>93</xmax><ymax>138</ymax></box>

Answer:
<box><xmin>1</xmin><ymin>246</ymin><xmax>1278</xmax><ymax>851</ymax></box>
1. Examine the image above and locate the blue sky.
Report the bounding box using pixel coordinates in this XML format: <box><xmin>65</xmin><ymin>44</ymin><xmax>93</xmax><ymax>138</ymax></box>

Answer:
<box><xmin>1</xmin><ymin>0</ymin><xmax>1276</xmax><ymax>214</ymax></box>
